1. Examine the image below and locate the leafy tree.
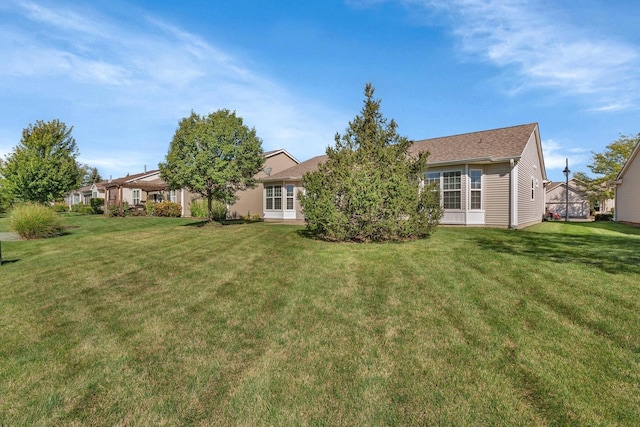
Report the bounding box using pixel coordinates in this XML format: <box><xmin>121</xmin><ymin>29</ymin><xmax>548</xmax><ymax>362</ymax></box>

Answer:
<box><xmin>0</xmin><ymin>119</ymin><xmax>83</xmax><ymax>204</ymax></box>
<box><xmin>574</xmin><ymin>133</ymin><xmax>639</xmax><ymax>210</ymax></box>
<box><xmin>299</xmin><ymin>83</ymin><xmax>442</xmax><ymax>242</ymax></box>
<box><xmin>159</xmin><ymin>110</ymin><xmax>265</xmax><ymax>220</ymax></box>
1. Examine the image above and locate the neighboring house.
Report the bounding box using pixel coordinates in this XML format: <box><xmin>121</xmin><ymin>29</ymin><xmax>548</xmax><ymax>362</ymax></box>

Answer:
<box><xmin>104</xmin><ymin>170</ymin><xmax>193</xmax><ymax>217</ymax></box>
<box><xmin>65</xmin><ymin>182</ymin><xmax>106</xmax><ymax>208</ymax></box>
<box><xmin>261</xmin><ymin>155</ymin><xmax>327</xmax><ymax>221</ymax></box>
<box><xmin>263</xmin><ymin>123</ymin><xmax>548</xmax><ymax>228</ymax></box>
<box><xmin>229</xmin><ymin>149</ymin><xmax>299</xmax><ymax>219</ymax></box>
<box><xmin>545</xmin><ymin>179</ymin><xmax>591</xmax><ymax>219</ymax></box>
<box><xmin>613</xmin><ymin>141</ymin><xmax>640</xmax><ymax>225</ymax></box>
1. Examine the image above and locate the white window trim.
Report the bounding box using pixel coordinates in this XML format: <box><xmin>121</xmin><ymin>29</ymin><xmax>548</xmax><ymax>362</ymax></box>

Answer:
<box><xmin>425</xmin><ymin>170</ymin><xmax>463</xmax><ymax>210</ymax></box>
<box><xmin>469</xmin><ymin>169</ymin><xmax>483</xmax><ymax>210</ymax></box>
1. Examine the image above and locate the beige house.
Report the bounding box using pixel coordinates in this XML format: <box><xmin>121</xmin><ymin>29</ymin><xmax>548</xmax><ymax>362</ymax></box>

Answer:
<box><xmin>228</xmin><ymin>149</ymin><xmax>299</xmax><ymax>219</ymax></box>
<box><xmin>263</xmin><ymin>123</ymin><xmax>548</xmax><ymax>228</ymax></box>
<box><xmin>66</xmin><ymin>182</ymin><xmax>106</xmax><ymax>208</ymax></box>
<box><xmin>613</xmin><ymin>141</ymin><xmax>640</xmax><ymax>225</ymax></box>
<box><xmin>545</xmin><ymin>179</ymin><xmax>590</xmax><ymax>219</ymax></box>
<box><xmin>104</xmin><ymin>170</ymin><xmax>192</xmax><ymax>217</ymax></box>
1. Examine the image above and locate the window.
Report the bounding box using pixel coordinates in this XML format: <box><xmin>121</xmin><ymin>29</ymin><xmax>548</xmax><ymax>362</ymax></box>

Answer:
<box><xmin>266</xmin><ymin>185</ymin><xmax>282</xmax><ymax>210</ymax></box>
<box><xmin>442</xmin><ymin>171</ymin><xmax>461</xmax><ymax>209</ymax></box>
<box><xmin>426</xmin><ymin>172</ymin><xmax>440</xmax><ymax>188</ymax></box>
<box><xmin>470</xmin><ymin>170</ymin><xmax>482</xmax><ymax>210</ymax></box>
<box><xmin>286</xmin><ymin>184</ymin><xmax>294</xmax><ymax>210</ymax></box>
<box><xmin>132</xmin><ymin>189</ymin><xmax>141</xmax><ymax>205</ymax></box>
<box><xmin>169</xmin><ymin>190</ymin><xmax>177</xmax><ymax>203</ymax></box>
<box><xmin>531</xmin><ymin>177</ymin><xmax>535</xmax><ymax>200</ymax></box>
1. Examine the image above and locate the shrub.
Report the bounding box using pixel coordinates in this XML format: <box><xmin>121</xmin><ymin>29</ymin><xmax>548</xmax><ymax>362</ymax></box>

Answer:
<box><xmin>211</xmin><ymin>201</ymin><xmax>227</xmax><ymax>221</ymax></box>
<box><xmin>107</xmin><ymin>203</ymin><xmax>128</xmax><ymax>217</ymax></box>
<box><xmin>145</xmin><ymin>200</ymin><xmax>154</xmax><ymax>216</ymax></box>
<box><xmin>190</xmin><ymin>198</ymin><xmax>208</xmax><ymax>218</ymax></box>
<box><xmin>153</xmin><ymin>201</ymin><xmax>182</xmax><ymax>217</ymax></box>
<box><xmin>8</xmin><ymin>202</ymin><xmax>64</xmax><ymax>240</ymax></box>
<box><xmin>52</xmin><ymin>202</ymin><xmax>69</xmax><ymax>212</ymax></box>
<box><xmin>190</xmin><ymin>198</ymin><xmax>226</xmax><ymax>220</ymax></box>
<box><xmin>71</xmin><ymin>204</ymin><xmax>93</xmax><ymax>214</ymax></box>
<box><xmin>90</xmin><ymin>198</ymin><xmax>104</xmax><ymax>214</ymax></box>
<box><xmin>595</xmin><ymin>213</ymin><xmax>614</xmax><ymax>221</ymax></box>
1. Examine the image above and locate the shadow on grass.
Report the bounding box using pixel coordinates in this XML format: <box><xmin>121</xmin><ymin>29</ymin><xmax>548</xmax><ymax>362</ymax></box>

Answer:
<box><xmin>182</xmin><ymin>219</ymin><xmax>264</xmax><ymax>227</ymax></box>
<box><xmin>471</xmin><ymin>224</ymin><xmax>640</xmax><ymax>275</ymax></box>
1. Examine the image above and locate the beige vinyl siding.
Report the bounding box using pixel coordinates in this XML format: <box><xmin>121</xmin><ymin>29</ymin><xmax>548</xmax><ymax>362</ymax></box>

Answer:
<box><xmin>230</xmin><ymin>151</ymin><xmax>298</xmax><ymax>219</ymax></box>
<box><xmin>484</xmin><ymin>162</ymin><xmax>511</xmax><ymax>227</ymax></box>
<box><xmin>616</xmin><ymin>154</ymin><xmax>640</xmax><ymax>223</ymax></box>
<box><xmin>516</xmin><ymin>134</ymin><xmax>545</xmax><ymax>227</ymax></box>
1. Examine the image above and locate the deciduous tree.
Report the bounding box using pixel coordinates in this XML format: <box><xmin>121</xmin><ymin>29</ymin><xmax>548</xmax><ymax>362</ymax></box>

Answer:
<box><xmin>299</xmin><ymin>84</ymin><xmax>442</xmax><ymax>242</ymax></box>
<box><xmin>574</xmin><ymin>133</ymin><xmax>639</xmax><ymax>210</ymax></box>
<box><xmin>0</xmin><ymin>119</ymin><xmax>83</xmax><ymax>204</ymax></box>
<box><xmin>159</xmin><ymin>110</ymin><xmax>265</xmax><ymax>220</ymax></box>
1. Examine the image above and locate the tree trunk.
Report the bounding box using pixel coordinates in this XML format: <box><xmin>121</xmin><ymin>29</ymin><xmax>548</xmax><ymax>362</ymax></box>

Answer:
<box><xmin>207</xmin><ymin>193</ymin><xmax>213</xmax><ymax>221</ymax></box>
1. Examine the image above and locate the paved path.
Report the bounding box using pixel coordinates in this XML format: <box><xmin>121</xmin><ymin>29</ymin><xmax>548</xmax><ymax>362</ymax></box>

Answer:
<box><xmin>0</xmin><ymin>232</ymin><xmax>20</xmax><ymax>241</ymax></box>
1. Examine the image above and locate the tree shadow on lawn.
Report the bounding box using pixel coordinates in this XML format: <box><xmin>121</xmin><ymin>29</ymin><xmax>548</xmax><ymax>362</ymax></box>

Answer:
<box><xmin>471</xmin><ymin>225</ymin><xmax>640</xmax><ymax>275</ymax></box>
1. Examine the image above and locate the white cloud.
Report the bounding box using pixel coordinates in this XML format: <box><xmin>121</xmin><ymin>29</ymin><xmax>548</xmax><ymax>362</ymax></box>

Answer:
<box><xmin>0</xmin><ymin>0</ymin><xmax>345</xmax><ymax>178</ymax></box>
<box><xmin>406</xmin><ymin>0</ymin><xmax>640</xmax><ymax>111</ymax></box>
<box><xmin>542</xmin><ymin>139</ymin><xmax>589</xmax><ymax>177</ymax></box>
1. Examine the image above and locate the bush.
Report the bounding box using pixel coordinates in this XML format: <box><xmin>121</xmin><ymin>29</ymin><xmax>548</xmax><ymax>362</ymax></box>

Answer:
<box><xmin>211</xmin><ymin>201</ymin><xmax>227</xmax><ymax>221</ymax></box>
<box><xmin>145</xmin><ymin>200</ymin><xmax>154</xmax><ymax>216</ymax></box>
<box><xmin>190</xmin><ymin>198</ymin><xmax>226</xmax><ymax>220</ymax></box>
<box><xmin>153</xmin><ymin>201</ymin><xmax>182</xmax><ymax>217</ymax></box>
<box><xmin>190</xmin><ymin>199</ymin><xmax>208</xmax><ymax>218</ymax></box>
<box><xmin>8</xmin><ymin>202</ymin><xmax>64</xmax><ymax>240</ymax></box>
<box><xmin>52</xmin><ymin>202</ymin><xmax>69</xmax><ymax>212</ymax></box>
<box><xmin>90</xmin><ymin>198</ymin><xmax>104</xmax><ymax>214</ymax></box>
<box><xmin>107</xmin><ymin>203</ymin><xmax>128</xmax><ymax>217</ymax></box>
<box><xmin>70</xmin><ymin>204</ymin><xmax>93</xmax><ymax>214</ymax></box>
<box><xmin>595</xmin><ymin>213</ymin><xmax>614</xmax><ymax>221</ymax></box>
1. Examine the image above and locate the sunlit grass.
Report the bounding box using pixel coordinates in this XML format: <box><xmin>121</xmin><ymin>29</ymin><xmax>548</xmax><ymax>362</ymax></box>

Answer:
<box><xmin>0</xmin><ymin>215</ymin><xmax>639</xmax><ymax>425</ymax></box>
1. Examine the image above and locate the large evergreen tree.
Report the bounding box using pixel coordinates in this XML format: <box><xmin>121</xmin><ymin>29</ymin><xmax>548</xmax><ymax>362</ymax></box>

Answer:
<box><xmin>0</xmin><ymin>119</ymin><xmax>83</xmax><ymax>204</ymax></box>
<box><xmin>159</xmin><ymin>110</ymin><xmax>265</xmax><ymax>220</ymax></box>
<box><xmin>299</xmin><ymin>84</ymin><xmax>442</xmax><ymax>242</ymax></box>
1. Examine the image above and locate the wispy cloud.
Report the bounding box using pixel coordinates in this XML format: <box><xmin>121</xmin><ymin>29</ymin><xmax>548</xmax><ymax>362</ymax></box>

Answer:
<box><xmin>542</xmin><ymin>139</ymin><xmax>590</xmax><ymax>176</ymax></box>
<box><xmin>403</xmin><ymin>0</ymin><xmax>640</xmax><ymax>111</ymax></box>
<box><xmin>0</xmin><ymin>0</ymin><xmax>345</xmax><ymax>177</ymax></box>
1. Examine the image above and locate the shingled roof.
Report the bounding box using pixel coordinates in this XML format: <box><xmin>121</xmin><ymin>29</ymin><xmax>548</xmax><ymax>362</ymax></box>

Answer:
<box><xmin>262</xmin><ymin>155</ymin><xmax>328</xmax><ymax>182</ymax></box>
<box><xmin>409</xmin><ymin>123</ymin><xmax>539</xmax><ymax>164</ymax></box>
<box><xmin>264</xmin><ymin>123</ymin><xmax>540</xmax><ymax>181</ymax></box>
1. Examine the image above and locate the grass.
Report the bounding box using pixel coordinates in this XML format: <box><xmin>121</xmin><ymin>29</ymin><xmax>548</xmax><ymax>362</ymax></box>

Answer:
<box><xmin>0</xmin><ymin>214</ymin><xmax>639</xmax><ymax>425</ymax></box>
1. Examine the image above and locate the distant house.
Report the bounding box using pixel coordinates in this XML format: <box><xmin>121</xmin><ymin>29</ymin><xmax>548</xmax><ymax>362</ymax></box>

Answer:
<box><xmin>65</xmin><ymin>182</ymin><xmax>106</xmax><ymax>208</ymax></box>
<box><xmin>613</xmin><ymin>141</ymin><xmax>640</xmax><ymax>225</ymax></box>
<box><xmin>262</xmin><ymin>123</ymin><xmax>548</xmax><ymax>228</ymax></box>
<box><xmin>103</xmin><ymin>170</ymin><xmax>192</xmax><ymax>217</ymax></box>
<box><xmin>228</xmin><ymin>149</ymin><xmax>299</xmax><ymax>219</ymax></box>
<box><xmin>545</xmin><ymin>179</ymin><xmax>591</xmax><ymax>219</ymax></box>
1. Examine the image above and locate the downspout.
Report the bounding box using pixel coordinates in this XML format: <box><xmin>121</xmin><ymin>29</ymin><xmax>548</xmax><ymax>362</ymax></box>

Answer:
<box><xmin>510</xmin><ymin>159</ymin><xmax>518</xmax><ymax>229</ymax></box>
<box><xmin>464</xmin><ymin>164</ymin><xmax>469</xmax><ymax>225</ymax></box>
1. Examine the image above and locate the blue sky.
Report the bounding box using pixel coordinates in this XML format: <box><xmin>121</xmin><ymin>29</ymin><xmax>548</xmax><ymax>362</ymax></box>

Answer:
<box><xmin>1</xmin><ymin>0</ymin><xmax>638</xmax><ymax>182</ymax></box>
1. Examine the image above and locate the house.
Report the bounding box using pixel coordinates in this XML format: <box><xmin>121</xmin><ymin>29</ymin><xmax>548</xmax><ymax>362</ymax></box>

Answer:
<box><xmin>262</xmin><ymin>123</ymin><xmax>548</xmax><ymax>228</ymax></box>
<box><xmin>228</xmin><ymin>149</ymin><xmax>299</xmax><ymax>219</ymax></box>
<box><xmin>261</xmin><ymin>155</ymin><xmax>326</xmax><ymax>221</ymax></box>
<box><xmin>613</xmin><ymin>141</ymin><xmax>640</xmax><ymax>225</ymax></box>
<box><xmin>103</xmin><ymin>170</ymin><xmax>192</xmax><ymax>217</ymax></box>
<box><xmin>65</xmin><ymin>182</ymin><xmax>106</xmax><ymax>208</ymax></box>
<box><xmin>545</xmin><ymin>179</ymin><xmax>591</xmax><ymax>219</ymax></box>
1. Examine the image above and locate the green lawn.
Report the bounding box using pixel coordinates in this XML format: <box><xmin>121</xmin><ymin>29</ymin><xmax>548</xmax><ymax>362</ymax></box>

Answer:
<box><xmin>1</xmin><ymin>214</ymin><xmax>639</xmax><ymax>425</ymax></box>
